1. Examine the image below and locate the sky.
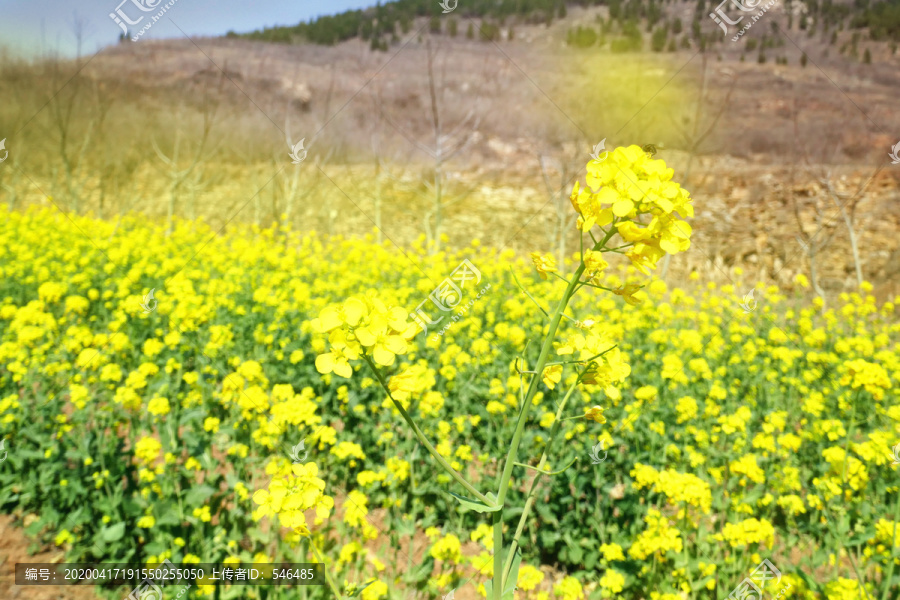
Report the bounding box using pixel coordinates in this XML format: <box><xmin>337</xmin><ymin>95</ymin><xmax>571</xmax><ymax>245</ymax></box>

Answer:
<box><xmin>0</xmin><ymin>0</ymin><xmax>375</xmax><ymax>58</ymax></box>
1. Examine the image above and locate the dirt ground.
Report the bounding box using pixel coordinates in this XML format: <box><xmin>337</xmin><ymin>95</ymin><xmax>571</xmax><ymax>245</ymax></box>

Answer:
<box><xmin>0</xmin><ymin>515</ymin><xmax>105</xmax><ymax>600</ymax></box>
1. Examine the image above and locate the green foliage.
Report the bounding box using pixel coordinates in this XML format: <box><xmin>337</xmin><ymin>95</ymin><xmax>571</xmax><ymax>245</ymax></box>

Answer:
<box><xmin>609</xmin><ymin>0</ymin><xmax>622</xmax><ymax>20</ymax></box>
<box><xmin>611</xmin><ymin>19</ymin><xmax>643</xmax><ymax>52</ymax></box>
<box><xmin>233</xmin><ymin>0</ymin><xmax>892</xmax><ymax>51</ymax></box>
<box><xmin>566</xmin><ymin>26</ymin><xmax>599</xmax><ymax>47</ymax></box>
<box><xmin>651</xmin><ymin>26</ymin><xmax>668</xmax><ymax>51</ymax></box>
<box><xmin>480</xmin><ymin>21</ymin><xmax>501</xmax><ymax>41</ymax></box>
<box><xmin>851</xmin><ymin>0</ymin><xmax>900</xmax><ymax>41</ymax></box>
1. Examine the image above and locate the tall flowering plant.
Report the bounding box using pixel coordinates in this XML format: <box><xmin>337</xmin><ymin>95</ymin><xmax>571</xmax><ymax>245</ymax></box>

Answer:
<box><xmin>277</xmin><ymin>144</ymin><xmax>693</xmax><ymax>599</ymax></box>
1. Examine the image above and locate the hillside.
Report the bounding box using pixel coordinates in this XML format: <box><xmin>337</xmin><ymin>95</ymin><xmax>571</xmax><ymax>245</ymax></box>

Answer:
<box><xmin>1</xmin><ymin>1</ymin><xmax>899</xmax><ymax>301</ymax></box>
<box><xmin>235</xmin><ymin>0</ymin><xmax>900</xmax><ymax>55</ymax></box>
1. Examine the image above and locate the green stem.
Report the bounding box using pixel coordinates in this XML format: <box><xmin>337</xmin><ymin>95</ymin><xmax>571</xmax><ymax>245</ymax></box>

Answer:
<box><xmin>309</xmin><ymin>541</ymin><xmax>342</xmax><ymax>600</ymax></box>
<box><xmin>511</xmin><ymin>456</ymin><xmax>578</xmax><ymax>475</ymax></box>
<box><xmin>491</xmin><ymin>232</ymin><xmax>613</xmax><ymax>600</ymax></box>
<box><xmin>501</xmin><ymin>377</ymin><xmax>581</xmax><ymax>586</ymax></box>
<box><xmin>881</xmin><ymin>490</ymin><xmax>900</xmax><ymax>600</ymax></box>
<box><xmin>363</xmin><ymin>354</ymin><xmax>494</xmax><ymax>507</ymax></box>
<box><xmin>836</xmin><ymin>406</ymin><xmax>857</xmax><ymax>581</ymax></box>
<box><xmin>496</xmin><ymin>233</ymin><xmax>611</xmax><ymax>508</ymax></box>
<box><xmin>492</xmin><ymin>510</ymin><xmax>503</xmax><ymax>600</ymax></box>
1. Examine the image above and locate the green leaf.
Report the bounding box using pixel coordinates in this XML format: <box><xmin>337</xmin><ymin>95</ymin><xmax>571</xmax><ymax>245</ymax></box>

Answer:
<box><xmin>484</xmin><ymin>577</ymin><xmax>517</xmax><ymax>600</ymax></box>
<box><xmin>248</xmin><ymin>527</ymin><xmax>269</xmax><ymax>546</ymax></box>
<box><xmin>143</xmin><ymin>541</ymin><xmax>166</xmax><ymax>557</ymax></box>
<box><xmin>347</xmin><ymin>580</ymin><xmax>378</xmax><ymax>598</ymax></box>
<box><xmin>540</xmin><ymin>531</ymin><xmax>559</xmax><ymax>547</ymax></box>
<box><xmin>406</xmin><ymin>560</ymin><xmax>433</xmax><ymax>584</ymax></box>
<box><xmin>184</xmin><ymin>485</ymin><xmax>216</xmax><ymax>507</ymax></box>
<box><xmin>446</xmin><ymin>491</ymin><xmax>501</xmax><ymax>513</ymax></box>
<box><xmin>101</xmin><ymin>522</ymin><xmax>125</xmax><ymax>542</ymax></box>
<box><xmin>504</xmin><ymin>549</ymin><xmax>522</xmax><ymax>596</ymax></box>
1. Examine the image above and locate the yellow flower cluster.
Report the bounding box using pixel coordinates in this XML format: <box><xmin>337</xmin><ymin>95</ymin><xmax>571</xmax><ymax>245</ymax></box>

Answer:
<box><xmin>2</xmin><ymin>203</ymin><xmax>898</xmax><ymax>600</ymax></box>
<box><xmin>570</xmin><ymin>145</ymin><xmax>693</xmax><ymax>273</ymax></box>
<box><xmin>630</xmin><ymin>464</ymin><xmax>712</xmax><ymax>516</ymax></box>
<box><xmin>627</xmin><ymin>509</ymin><xmax>683</xmax><ymax>560</ymax></box>
<box><xmin>715</xmin><ymin>517</ymin><xmax>776</xmax><ymax>549</ymax></box>
<box><xmin>252</xmin><ymin>462</ymin><xmax>333</xmax><ymax>536</ymax></box>
<box><xmin>312</xmin><ymin>295</ymin><xmax>418</xmax><ymax>376</ymax></box>
<box><xmin>555</xmin><ymin>326</ymin><xmax>631</xmax><ymax>397</ymax></box>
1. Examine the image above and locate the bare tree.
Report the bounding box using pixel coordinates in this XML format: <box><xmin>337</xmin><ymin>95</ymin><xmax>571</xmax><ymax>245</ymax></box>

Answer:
<box><xmin>815</xmin><ymin>167</ymin><xmax>869</xmax><ymax>290</ymax></box>
<box><xmin>661</xmin><ymin>56</ymin><xmax>737</xmax><ymax>278</ymax></box>
<box><xmin>280</xmin><ymin>65</ymin><xmax>339</xmax><ymax>235</ymax></box>
<box><xmin>283</xmin><ymin>110</ymin><xmax>329</xmax><ymax>230</ymax></box>
<box><xmin>151</xmin><ymin>74</ymin><xmax>223</xmax><ymax>235</ymax></box>
<box><xmin>789</xmin><ymin>80</ymin><xmax>871</xmax><ymax>293</ymax></box>
<box><xmin>537</xmin><ymin>146</ymin><xmax>582</xmax><ymax>270</ymax></box>
<box><xmin>421</xmin><ymin>36</ymin><xmax>481</xmax><ymax>254</ymax></box>
<box><xmin>46</xmin><ymin>64</ymin><xmax>113</xmax><ymax>214</ymax></box>
<box><xmin>786</xmin><ymin>83</ymin><xmax>830</xmax><ymax>305</ymax></box>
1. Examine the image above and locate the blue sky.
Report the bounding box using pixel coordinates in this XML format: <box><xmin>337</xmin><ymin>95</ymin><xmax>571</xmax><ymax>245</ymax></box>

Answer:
<box><xmin>0</xmin><ymin>0</ymin><xmax>375</xmax><ymax>57</ymax></box>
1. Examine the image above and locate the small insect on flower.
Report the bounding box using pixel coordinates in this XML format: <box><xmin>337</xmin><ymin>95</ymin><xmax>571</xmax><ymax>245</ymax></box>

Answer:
<box><xmin>641</xmin><ymin>143</ymin><xmax>663</xmax><ymax>157</ymax></box>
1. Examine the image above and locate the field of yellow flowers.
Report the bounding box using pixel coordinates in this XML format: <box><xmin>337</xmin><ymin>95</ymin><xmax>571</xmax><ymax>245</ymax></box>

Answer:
<box><xmin>0</xmin><ymin>171</ymin><xmax>899</xmax><ymax>600</ymax></box>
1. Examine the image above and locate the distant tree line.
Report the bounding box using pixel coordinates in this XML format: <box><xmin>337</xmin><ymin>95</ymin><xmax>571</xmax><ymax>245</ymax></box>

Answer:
<box><xmin>236</xmin><ymin>0</ymin><xmax>900</xmax><ymax>54</ymax></box>
<box><xmin>239</xmin><ymin>0</ymin><xmax>567</xmax><ymax>50</ymax></box>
